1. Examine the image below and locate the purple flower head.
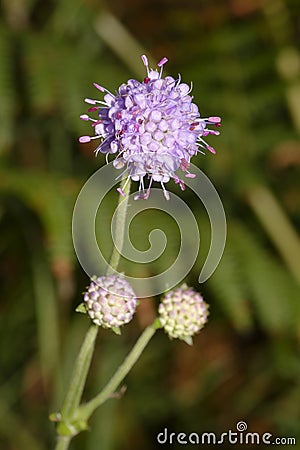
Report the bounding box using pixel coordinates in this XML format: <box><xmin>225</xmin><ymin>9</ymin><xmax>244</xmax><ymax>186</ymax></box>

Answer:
<box><xmin>79</xmin><ymin>55</ymin><xmax>221</xmax><ymax>200</ymax></box>
<box><xmin>83</xmin><ymin>275</ymin><xmax>137</xmax><ymax>331</ymax></box>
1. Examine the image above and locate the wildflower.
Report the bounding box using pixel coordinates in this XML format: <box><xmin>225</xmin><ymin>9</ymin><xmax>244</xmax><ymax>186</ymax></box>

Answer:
<box><xmin>79</xmin><ymin>55</ymin><xmax>221</xmax><ymax>200</ymax></box>
<box><xmin>83</xmin><ymin>275</ymin><xmax>137</xmax><ymax>331</ymax></box>
<box><xmin>158</xmin><ymin>285</ymin><xmax>209</xmax><ymax>344</ymax></box>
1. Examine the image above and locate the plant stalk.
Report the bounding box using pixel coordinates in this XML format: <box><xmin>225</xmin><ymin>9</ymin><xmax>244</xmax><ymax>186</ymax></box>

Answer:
<box><xmin>77</xmin><ymin>323</ymin><xmax>157</xmax><ymax>421</ymax></box>
<box><xmin>106</xmin><ymin>178</ymin><xmax>131</xmax><ymax>275</ymax></box>
<box><xmin>53</xmin><ymin>177</ymin><xmax>132</xmax><ymax>449</ymax></box>
<box><xmin>54</xmin><ymin>436</ymin><xmax>72</xmax><ymax>450</ymax></box>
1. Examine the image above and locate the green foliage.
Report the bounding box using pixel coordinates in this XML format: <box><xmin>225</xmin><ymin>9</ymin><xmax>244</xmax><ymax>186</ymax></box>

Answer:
<box><xmin>209</xmin><ymin>221</ymin><xmax>300</xmax><ymax>335</ymax></box>
<box><xmin>0</xmin><ymin>0</ymin><xmax>300</xmax><ymax>449</ymax></box>
<box><xmin>0</xmin><ymin>24</ymin><xmax>16</xmax><ymax>152</ymax></box>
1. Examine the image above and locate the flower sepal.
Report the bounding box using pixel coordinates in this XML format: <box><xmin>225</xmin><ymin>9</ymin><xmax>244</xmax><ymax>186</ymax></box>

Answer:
<box><xmin>180</xmin><ymin>335</ymin><xmax>193</xmax><ymax>346</ymax></box>
<box><xmin>111</xmin><ymin>326</ymin><xmax>122</xmax><ymax>335</ymax></box>
<box><xmin>75</xmin><ymin>302</ymin><xmax>87</xmax><ymax>314</ymax></box>
<box><xmin>152</xmin><ymin>317</ymin><xmax>164</xmax><ymax>330</ymax></box>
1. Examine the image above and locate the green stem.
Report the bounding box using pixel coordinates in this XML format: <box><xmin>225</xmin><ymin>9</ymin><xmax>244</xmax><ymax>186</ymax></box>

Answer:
<box><xmin>53</xmin><ymin>178</ymin><xmax>132</xmax><ymax>448</ymax></box>
<box><xmin>54</xmin><ymin>436</ymin><xmax>72</xmax><ymax>450</ymax></box>
<box><xmin>106</xmin><ymin>177</ymin><xmax>131</xmax><ymax>275</ymax></box>
<box><xmin>60</xmin><ymin>325</ymin><xmax>98</xmax><ymax>419</ymax></box>
<box><xmin>77</xmin><ymin>323</ymin><xmax>156</xmax><ymax>421</ymax></box>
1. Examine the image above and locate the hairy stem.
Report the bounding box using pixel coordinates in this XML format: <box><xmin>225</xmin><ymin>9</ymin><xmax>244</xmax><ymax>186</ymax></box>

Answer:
<box><xmin>54</xmin><ymin>436</ymin><xmax>72</xmax><ymax>450</ymax></box>
<box><xmin>53</xmin><ymin>177</ymin><xmax>132</xmax><ymax>449</ymax></box>
<box><xmin>106</xmin><ymin>178</ymin><xmax>131</xmax><ymax>275</ymax></box>
<box><xmin>77</xmin><ymin>323</ymin><xmax>157</xmax><ymax>421</ymax></box>
<box><xmin>60</xmin><ymin>325</ymin><xmax>98</xmax><ymax>419</ymax></box>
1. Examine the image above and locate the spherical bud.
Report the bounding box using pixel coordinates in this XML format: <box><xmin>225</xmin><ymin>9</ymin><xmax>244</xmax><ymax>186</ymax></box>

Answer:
<box><xmin>158</xmin><ymin>285</ymin><xmax>209</xmax><ymax>344</ymax></box>
<box><xmin>83</xmin><ymin>275</ymin><xmax>137</xmax><ymax>332</ymax></box>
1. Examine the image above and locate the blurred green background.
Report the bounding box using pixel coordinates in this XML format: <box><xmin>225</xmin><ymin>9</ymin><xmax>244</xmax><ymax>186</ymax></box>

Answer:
<box><xmin>1</xmin><ymin>0</ymin><xmax>300</xmax><ymax>449</ymax></box>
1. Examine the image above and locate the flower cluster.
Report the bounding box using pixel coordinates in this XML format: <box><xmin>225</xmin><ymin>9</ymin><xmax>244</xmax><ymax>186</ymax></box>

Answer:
<box><xmin>83</xmin><ymin>275</ymin><xmax>137</xmax><ymax>330</ymax></box>
<box><xmin>79</xmin><ymin>55</ymin><xmax>221</xmax><ymax>199</ymax></box>
<box><xmin>158</xmin><ymin>285</ymin><xmax>209</xmax><ymax>344</ymax></box>
<box><xmin>82</xmin><ymin>275</ymin><xmax>209</xmax><ymax>344</ymax></box>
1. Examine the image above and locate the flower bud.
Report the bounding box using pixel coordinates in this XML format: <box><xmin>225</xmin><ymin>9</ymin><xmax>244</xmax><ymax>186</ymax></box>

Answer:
<box><xmin>83</xmin><ymin>275</ymin><xmax>137</xmax><ymax>331</ymax></box>
<box><xmin>158</xmin><ymin>285</ymin><xmax>209</xmax><ymax>344</ymax></box>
